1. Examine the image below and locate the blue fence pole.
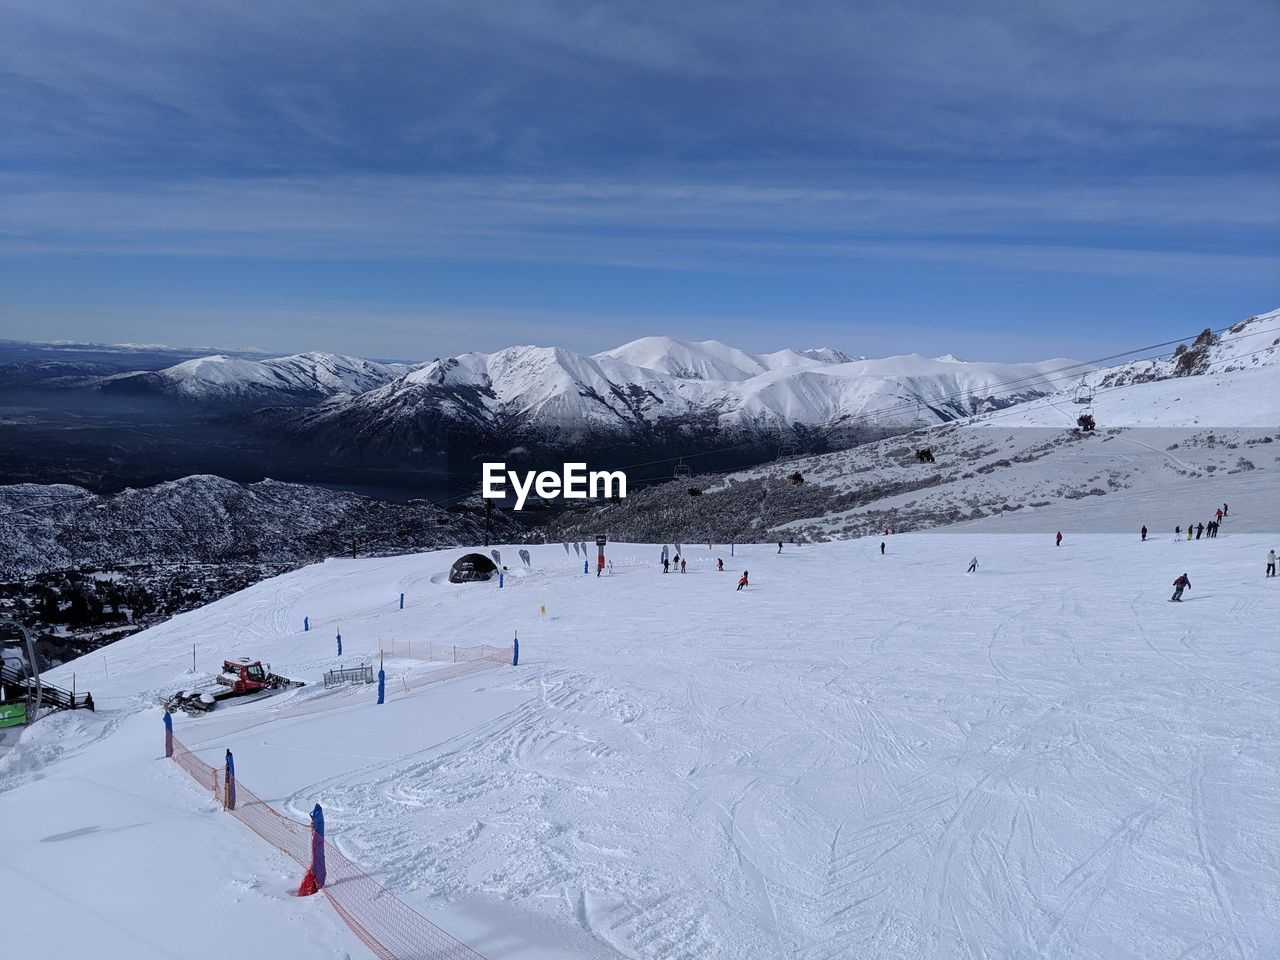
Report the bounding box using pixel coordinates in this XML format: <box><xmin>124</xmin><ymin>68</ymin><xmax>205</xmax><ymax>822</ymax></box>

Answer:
<box><xmin>224</xmin><ymin>749</ymin><xmax>236</xmax><ymax>811</ymax></box>
<box><xmin>512</xmin><ymin>633</ymin><xmax>519</xmax><ymax>667</ymax></box>
<box><xmin>399</xmin><ymin>592</ymin><xmax>404</xmax><ymax>609</ymax></box>
<box><xmin>377</xmin><ymin>668</ymin><xmax>385</xmax><ymax>704</ymax></box>
<box><xmin>163</xmin><ymin>711</ymin><xmax>173</xmax><ymax>758</ymax></box>
<box><xmin>310</xmin><ymin>804</ymin><xmax>326</xmax><ymax>888</ymax></box>
<box><xmin>304</xmin><ymin>616</ymin><xmax>309</xmax><ymax>632</ymax></box>
<box><xmin>336</xmin><ymin>632</ymin><xmax>342</xmax><ymax>657</ymax></box>
<box><xmin>583</xmin><ymin>560</ymin><xmax>588</xmax><ymax>574</ymax></box>
<box><xmin>499</xmin><ymin>571</ymin><xmax>504</xmax><ymax>589</ymax></box>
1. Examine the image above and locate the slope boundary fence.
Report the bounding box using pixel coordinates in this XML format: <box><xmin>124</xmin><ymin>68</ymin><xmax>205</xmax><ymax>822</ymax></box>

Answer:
<box><xmin>169</xmin><ymin>734</ymin><xmax>488</xmax><ymax>960</ymax></box>
<box><xmin>380</xmin><ymin>641</ymin><xmax>509</xmax><ymax>665</ymax></box>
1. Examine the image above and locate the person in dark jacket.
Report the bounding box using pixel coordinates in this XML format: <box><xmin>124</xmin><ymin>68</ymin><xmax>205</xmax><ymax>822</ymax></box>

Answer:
<box><xmin>1195</xmin><ymin>522</ymin><xmax>1204</xmax><ymax>540</ymax></box>
<box><xmin>1141</xmin><ymin>525</ymin><xmax>1148</xmax><ymax>541</ymax></box>
<box><xmin>880</xmin><ymin>541</ymin><xmax>886</xmax><ymax>555</ymax></box>
<box><xmin>1171</xmin><ymin>572</ymin><xmax>1191</xmax><ymax>601</ymax></box>
<box><xmin>662</xmin><ymin>557</ymin><xmax>670</xmax><ymax>574</ymax></box>
<box><xmin>717</xmin><ymin>558</ymin><xmax>724</xmax><ymax>572</ymax></box>
<box><xmin>1056</xmin><ymin>531</ymin><xmax>1063</xmax><ymax>547</ymax></box>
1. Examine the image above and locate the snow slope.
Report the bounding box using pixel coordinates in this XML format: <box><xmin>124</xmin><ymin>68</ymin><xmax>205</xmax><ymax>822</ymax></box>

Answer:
<box><xmin>4</xmin><ymin>525</ymin><xmax>1277</xmax><ymax>958</ymax></box>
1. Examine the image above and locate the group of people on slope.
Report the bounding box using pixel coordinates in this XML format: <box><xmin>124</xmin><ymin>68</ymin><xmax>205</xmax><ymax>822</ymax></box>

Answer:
<box><xmin>1174</xmin><ymin>503</ymin><xmax>1228</xmax><ymax>542</ymax></box>
<box><xmin>660</xmin><ymin>546</ymin><xmax>747</xmax><ymax>589</ymax></box>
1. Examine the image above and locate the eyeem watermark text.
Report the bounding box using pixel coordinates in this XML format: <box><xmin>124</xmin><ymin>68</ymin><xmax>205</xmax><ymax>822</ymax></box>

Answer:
<box><xmin>482</xmin><ymin>463</ymin><xmax>626</xmax><ymax>511</ymax></box>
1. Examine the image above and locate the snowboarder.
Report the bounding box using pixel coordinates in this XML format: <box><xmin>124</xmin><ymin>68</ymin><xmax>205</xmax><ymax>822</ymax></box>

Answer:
<box><xmin>737</xmin><ymin>571</ymin><xmax>749</xmax><ymax>591</ymax></box>
<box><xmin>717</xmin><ymin>558</ymin><xmax>724</xmax><ymax>572</ymax></box>
<box><xmin>1056</xmin><ymin>531</ymin><xmax>1063</xmax><ymax>547</ymax></box>
<box><xmin>967</xmin><ymin>557</ymin><xmax>978</xmax><ymax>573</ymax></box>
<box><xmin>680</xmin><ymin>558</ymin><xmax>686</xmax><ymax>574</ymax></box>
<box><xmin>1141</xmin><ymin>525</ymin><xmax>1147</xmax><ymax>541</ymax></box>
<box><xmin>1170</xmin><ymin>572</ymin><xmax>1191</xmax><ymax>602</ymax></box>
<box><xmin>1196</xmin><ymin>522</ymin><xmax>1204</xmax><ymax>540</ymax></box>
<box><xmin>1267</xmin><ymin>550</ymin><xmax>1277</xmax><ymax>578</ymax></box>
<box><xmin>1187</xmin><ymin>527</ymin><xmax>1193</xmax><ymax>541</ymax></box>
<box><xmin>777</xmin><ymin>542</ymin><xmax>783</xmax><ymax>554</ymax></box>
<box><xmin>880</xmin><ymin>541</ymin><xmax>886</xmax><ymax>555</ymax></box>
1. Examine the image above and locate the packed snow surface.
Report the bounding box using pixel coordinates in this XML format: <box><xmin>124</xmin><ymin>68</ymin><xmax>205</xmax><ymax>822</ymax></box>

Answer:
<box><xmin>4</xmin><ymin>524</ymin><xmax>1278</xmax><ymax>958</ymax></box>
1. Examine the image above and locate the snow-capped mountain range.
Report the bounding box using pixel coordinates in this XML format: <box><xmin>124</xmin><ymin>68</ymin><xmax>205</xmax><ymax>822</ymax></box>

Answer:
<box><xmin>98</xmin><ymin>351</ymin><xmax>415</xmax><ymax>403</ymax></box>
<box><xmin>83</xmin><ymin>336</ymin><xmax>1079</xmax><ymax>444</ymax></box>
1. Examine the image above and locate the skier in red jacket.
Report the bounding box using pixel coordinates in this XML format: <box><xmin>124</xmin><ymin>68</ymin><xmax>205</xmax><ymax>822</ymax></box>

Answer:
<box><xmin>737</xmin><ymin>571</ymin><xmax>749</xmax><ymax>591</ymax></box>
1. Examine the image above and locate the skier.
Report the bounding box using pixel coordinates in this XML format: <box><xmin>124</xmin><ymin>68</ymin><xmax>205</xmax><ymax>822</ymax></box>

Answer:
<box><xmin>1187</xmin><ymin>526</ymin><xmax>1193</xmax><ymax>541</ymax></box>
<box><xmin>1056</xmin><ymin>531</ymin><xmax>1063</xmax><ymax>547</ymax></box>
<box><xmin>1174</xmin><ymin>525</ymin><xmax>1181</xmax><ymax>540</ymax></box>
<box><xmin>777</xmin><ymin>542</ymin><xmax>783</xmax><ymax>554</ymax></box>
<box><xmin>1170</xmin><ymin>572</ymin><xmax>1191</xmax><ymax>602</ymax></box>
<box><xmin>680</xmin><ymin>558</ymin><xmax>686</xmax><ymax>574</ymax></box>
<box><xmin>1223</xmin><ymin>502</ymin><xmax>1229</xmax><ymax>517</ymax></box>
<box><xmin>1267</xmin><ymin>549</ymin><xmax>1276</xmax><ymax>578</ymax></box>
<box><xmin>1196</xmin><ymin>522</ymin><xmax>1204</xmax><ymax>540</ymax></box>
<box><xmin>1216</xmin><ymin>508</ymin><xmax>1223</xmax><ymax>523</ymax></box>
<box><xmin>737</xmin><ymin>571</ymin><xmax>749</xmax><ymax>591</ymax></box>
<box><xmin>880</xmin><ymin>541</ymin><xmax>886</xmax><ymax>555</ymax></box>
<box><xmin>717</xmin><ymin>558</ymin><xmax>724</xmax><ymax>572</ymax></box>
<box><xmin>967</xmin><ymin>557</ymin><xmax>978</xmax><ymax>573</ymax></box>
<box><xmin>662</xmin><ymin>557</ymin><xmax>670</xmax><ymax>574</ymax></box>
<box><xmin>1141</xmin><ymin>525</ymin><xmax>1148</xmax><ymax>541</ymax></box>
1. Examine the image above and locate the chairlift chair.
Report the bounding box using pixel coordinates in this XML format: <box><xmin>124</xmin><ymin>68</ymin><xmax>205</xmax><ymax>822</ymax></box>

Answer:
<box><xmin>1072</xmin><ymin>376</ymin><xmax>1094</xmax><ymax>405</ymax></box>
<box><xmin>673</xmin><ymin>458</ymin><xmax>692</xmax><ymax>479</ymax></box>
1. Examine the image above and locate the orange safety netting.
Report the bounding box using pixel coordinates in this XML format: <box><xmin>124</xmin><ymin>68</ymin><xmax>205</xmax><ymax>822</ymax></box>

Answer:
<box><xmin>169</xmin><ymin>735</ymin><xmax>487</xmax><ymax>960</ymax></box>
<box><xmin>380</xmin><ymin>641</ymin><xmax>510</xmax><ymax>665</ymax></box>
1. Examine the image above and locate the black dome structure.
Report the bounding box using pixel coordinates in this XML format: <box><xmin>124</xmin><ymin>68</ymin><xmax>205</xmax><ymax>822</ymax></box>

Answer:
<box><xmin>448</xmin><ymin>552</ymin><xmax>499</xmax><ymax>583</ymax></box>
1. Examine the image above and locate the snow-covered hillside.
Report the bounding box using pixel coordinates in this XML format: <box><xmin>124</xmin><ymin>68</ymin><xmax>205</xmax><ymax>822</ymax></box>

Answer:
<box><xmin>4</xmin><ymin>528</ymin><xmax>1277</xmax><ymax>958</ymax></box>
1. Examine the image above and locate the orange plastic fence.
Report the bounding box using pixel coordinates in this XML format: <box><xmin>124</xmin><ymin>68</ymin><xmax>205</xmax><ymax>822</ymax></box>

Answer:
<box><xmin>169</xmin><ymin>735</ymin><xmax>488</xmax><ymax>960</ymax></box>
<box><xmin>380</xmin><ymin>641</ymin><xmax>509</xmax><ymax>665</ymax></box>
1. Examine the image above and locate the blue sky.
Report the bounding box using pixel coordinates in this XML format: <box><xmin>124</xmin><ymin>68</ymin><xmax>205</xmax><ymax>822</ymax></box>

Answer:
<box><xmin>2</xmin><ymin>0</ymin><xmax>1277</xmax><ymax>361</ymax></box>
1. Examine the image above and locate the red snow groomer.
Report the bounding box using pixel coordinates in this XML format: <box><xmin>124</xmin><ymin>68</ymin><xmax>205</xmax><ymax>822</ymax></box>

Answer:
<box><xmin>217</xmin><ymin>658</ymin><xmax>270</xmax><ymax>694</ymax></box>
<box><xmin>217</xmin><ymin>658</ymin><xmax>304</xmax><ymax>694</ymax></box>
<box><xmin>165</xmin><ymin>658</ymin><xmax>303</xmax><ymax>714</ymax></box>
